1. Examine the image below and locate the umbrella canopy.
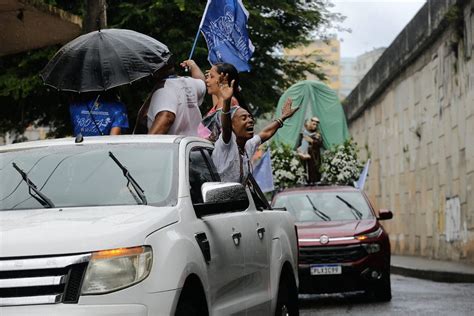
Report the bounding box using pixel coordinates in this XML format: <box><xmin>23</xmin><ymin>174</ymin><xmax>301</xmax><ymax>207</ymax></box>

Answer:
<box><xmin>40</xmin><ymin>28</ymin><xmax>171</xmax><ymax>92</ymax></box>
<box><xmin>273</xmin><ymin>80</ymin><xmax>350</xmax><ymax>149</ymax></box>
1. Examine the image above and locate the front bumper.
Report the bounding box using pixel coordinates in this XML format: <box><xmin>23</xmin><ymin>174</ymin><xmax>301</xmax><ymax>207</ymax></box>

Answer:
<box><xmin>1</xmin><ymin>289</ymin><xmax>180</xmax><ymax>316</ymax></box>
<box><xmin>1</xmin><ymin>304</ymin><xmax>147</xmax><ymax>316</ymax></box>
<box><xmin>298</xmin><ymin>252</ymin><xmax>389</xmax><ymax>294</ymax></box>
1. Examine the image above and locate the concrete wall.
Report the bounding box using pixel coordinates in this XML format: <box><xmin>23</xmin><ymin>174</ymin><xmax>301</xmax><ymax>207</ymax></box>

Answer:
<box><xmin>344</xmin><ymin>0</ymin><xmax>474</xmax><ymax>263</ymax></box>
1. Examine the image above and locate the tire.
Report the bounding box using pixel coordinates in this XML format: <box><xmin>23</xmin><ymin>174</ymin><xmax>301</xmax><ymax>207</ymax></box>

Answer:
<box><xmin>175</xmin><ymin>285</ymin><xmax>208</xmax><ymax>316</ymax></box>
<box><xmin>275</xmin><ymin>272</ymin><xmax>299</xmax><ymax>316</ymax></box>
<box><xmin>373</xmin><ymin>270</ymin><xmax>392</xmax><ymax>302</ymax></box>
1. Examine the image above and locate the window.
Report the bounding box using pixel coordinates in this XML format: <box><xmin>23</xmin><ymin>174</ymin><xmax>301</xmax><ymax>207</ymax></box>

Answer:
<box><xmin>245</xmin><ymin>174</ymin><xmax>271</xmax><ymax>211</ymax></box>
<box><xmin>273</xmin><ymin>191</ymin><xmax>374</xmax><ymax>222</ymax></box>
<box><xmin>188</xmin><ymin>148</ymin><xmax>219</xmax><ymax>204</ymax></box>
<box><xmin>1</xmin><ymin>143</ymin><xmax>178</xmax><ymax>210</ymax></box>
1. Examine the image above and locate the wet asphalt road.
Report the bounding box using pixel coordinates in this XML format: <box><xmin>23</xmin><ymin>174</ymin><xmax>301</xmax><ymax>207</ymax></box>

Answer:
<box><xmin>299</xmin><ymin>274</ymin><xmax>474</xmax><ymax>315</ymax></box>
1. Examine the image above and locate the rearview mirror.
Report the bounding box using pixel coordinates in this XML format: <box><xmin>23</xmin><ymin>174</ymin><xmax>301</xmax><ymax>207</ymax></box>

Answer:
<box><xmin>378</xmin><ymin>209</ymin><xmax>393</xmax><ymax>220</ymax></box>
<box><xmin>194</xmin><ymin>182</ymin><xmax>250</xmax><ymax>217</ymax></box>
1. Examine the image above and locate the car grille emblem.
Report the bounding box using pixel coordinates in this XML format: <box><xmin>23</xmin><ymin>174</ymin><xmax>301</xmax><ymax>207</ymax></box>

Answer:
<box><xmin>320</xmin><ymin>235</ymin><xmax>329</xmax><ymax>244</ymax></box>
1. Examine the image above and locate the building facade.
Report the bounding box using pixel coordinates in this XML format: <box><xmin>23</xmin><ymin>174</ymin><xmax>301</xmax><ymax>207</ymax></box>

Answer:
<box><xmin>345</xmin><ymin>0</ymin><xmax>474</xmax><ymax>263</ymax></box>
<box><xmin>339</xmin><ymin>57</ymin><xmax>358</xmax><ymax>99</ymax></box>
<box><xmin>340</xmin><ymin>48</ymin><xmax>385</xmax><ymax>99</ymax></box>
<box><xmin>0</xmin><ymin>0</ymin><xmax>81</xmax><ymax>56</ymax></box>
<box><xmin>284</xmin><ymin>37</ymin><xmax>341</xmax><ymax>93</ymax></box>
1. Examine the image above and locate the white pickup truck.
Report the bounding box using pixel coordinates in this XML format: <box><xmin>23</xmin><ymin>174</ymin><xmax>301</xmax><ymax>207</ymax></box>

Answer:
<box><xmin>0</xmin><ymin>135</ymin><xmax>298</xmax><ymax>316</ymax></box>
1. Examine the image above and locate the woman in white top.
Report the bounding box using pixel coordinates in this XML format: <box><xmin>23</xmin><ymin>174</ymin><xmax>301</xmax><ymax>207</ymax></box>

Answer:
<box><xmin>202</xmin><ymin>63</ymin><xmax>250</xmax><ymax>141</ymax></box>
<box><xmin>212</xmin><ymin>74</ymin><xmax>298</xmax><ymax>183</ymax></box>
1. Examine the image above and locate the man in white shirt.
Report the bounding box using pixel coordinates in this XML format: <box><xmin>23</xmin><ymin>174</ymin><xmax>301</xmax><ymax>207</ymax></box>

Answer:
<box><xmin>147</xmin><ymin>59</ymin><xmax>206</xmax><ymax>136</ymax></box>
<box><xmin>212</xmin><ymin>119</ymin><xmax>262</xmax><ymax>183</ymax></box>
<box><xmin>212</xmin><ymin>74</ymin><xmax>298</xmax><ymax>183</ymax></box>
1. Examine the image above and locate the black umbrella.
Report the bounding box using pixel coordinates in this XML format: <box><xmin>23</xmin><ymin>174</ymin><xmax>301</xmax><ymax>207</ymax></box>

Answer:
<box><xmin>40</xmin><ymin>29</ymin><xmax>171</xmax><ymax>92</ymax></box>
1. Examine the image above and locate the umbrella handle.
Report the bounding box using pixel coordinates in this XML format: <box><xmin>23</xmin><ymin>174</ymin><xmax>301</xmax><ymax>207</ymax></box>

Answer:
<box><xmin>86</xmin><ymin>94</ymin><xmax>104</xmax><ymax>136</ymax></box>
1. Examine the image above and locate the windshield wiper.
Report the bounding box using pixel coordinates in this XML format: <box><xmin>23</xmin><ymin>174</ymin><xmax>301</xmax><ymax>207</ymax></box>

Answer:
<box><xmin>336</xmin><ymin>195</ymin><xmax>363</xmax><ymax>220</ymax></box>
<box><xmin>306</xmin><ymin>195</ymin><xmax>331</xmax><ymax>221</ymax></box>
<box><xmin>109</xmin><ymin>151</ymin><xmax>147</xmax><ymax>205</ymax></box>
<box><xmin>12</xmin><ymin>162</ymin><xmax>55</xmax><ymax>208</ymax></box>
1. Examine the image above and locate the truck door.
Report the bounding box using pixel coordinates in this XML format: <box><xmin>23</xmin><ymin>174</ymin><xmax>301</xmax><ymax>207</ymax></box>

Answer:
<box><xmin>238</xmin><ymin>176</ymin><xmax>273</xmax><ymax>314</ymax></box>
<box><xmin>188</xmin><ymin>147</ymin><xmax>247</xmax><ymax>315</ymax></box>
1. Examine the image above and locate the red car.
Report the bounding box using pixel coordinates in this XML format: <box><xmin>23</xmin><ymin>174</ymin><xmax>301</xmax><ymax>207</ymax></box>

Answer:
<box><xmin>272</xmin><ymin>185</ymin><xmax>393</xmax><ymax>301</ymax></box>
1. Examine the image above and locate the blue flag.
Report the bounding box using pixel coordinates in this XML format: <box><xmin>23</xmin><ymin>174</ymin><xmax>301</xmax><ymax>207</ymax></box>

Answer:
<box><xmin>253</xmin><ymin>149</ymin><xmax>275</xmax><ymax>193</ymax></box>
<box><xmin>200</xmin><ymin>0</ymin><xmax>254</xmax><ymax>72</ymax></box>
<box><xmin>355</xmin><ymin>159</ymin><xmax>370</xmax><ymax>190</ymax></box>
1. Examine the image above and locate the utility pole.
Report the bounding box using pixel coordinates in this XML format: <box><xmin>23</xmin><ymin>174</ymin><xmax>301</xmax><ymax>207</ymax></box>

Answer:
<box><xmin>84</xmin><ymin>0</ymin><xmax>107</xmax><ymax>33</ymax></box>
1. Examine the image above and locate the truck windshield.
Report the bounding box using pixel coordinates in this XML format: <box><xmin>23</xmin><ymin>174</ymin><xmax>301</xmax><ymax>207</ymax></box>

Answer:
<box><xmin>273</xmin><ymin>191</ymin><xmax>374</xmax><ymax>222</ymax></box>
<box><xmin>0</xmin><ymin>143</ymin><xmax>178</xmax><ymax>210</ymax></box>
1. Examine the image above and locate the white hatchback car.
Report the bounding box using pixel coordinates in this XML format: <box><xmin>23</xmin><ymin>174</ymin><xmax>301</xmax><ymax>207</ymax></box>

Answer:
<box><xmin>0</xmin><ymin>135</ymin><xmax>298</xmax><ymax>316</ymax></box>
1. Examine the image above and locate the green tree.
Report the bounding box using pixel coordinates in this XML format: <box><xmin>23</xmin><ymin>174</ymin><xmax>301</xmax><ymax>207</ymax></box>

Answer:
<box><xmin>0</xmin><ymin>0</ymin><xmax>342</xmax><ymax>138</ymax></box>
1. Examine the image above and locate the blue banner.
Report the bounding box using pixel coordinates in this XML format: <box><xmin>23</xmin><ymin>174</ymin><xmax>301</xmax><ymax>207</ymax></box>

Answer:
<box><xmin>253</xmin><ymin>149</ymin><xmax>275</xmax><ymax>193</ymax></box>
<box><xmin>200</xmin><ymin>0</ymin><xmax>254</xmax><ymax>72</ymax></box>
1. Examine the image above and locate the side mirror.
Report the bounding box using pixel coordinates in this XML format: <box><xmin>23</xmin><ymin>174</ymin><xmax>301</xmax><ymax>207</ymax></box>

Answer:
<box><xmin>378</xmin><ymin>209</ymin><xmax>393</xmax><ymax>220</ymax></box>
<box><xmin>194</xmin><ymin>182</ymin><xmax>250</xmax><ymax>217</ymax></box>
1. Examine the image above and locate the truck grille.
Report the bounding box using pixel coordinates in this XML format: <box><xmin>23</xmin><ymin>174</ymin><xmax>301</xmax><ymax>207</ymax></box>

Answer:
<box><xmin>299</xmin><ymin>244</ymin><xmax>367</xmax><ymax>264</ymax></box>
<box><xmin>0</xmin><ymin>254</ymin><xmax>90</xmax><ymax>306</ymax></box>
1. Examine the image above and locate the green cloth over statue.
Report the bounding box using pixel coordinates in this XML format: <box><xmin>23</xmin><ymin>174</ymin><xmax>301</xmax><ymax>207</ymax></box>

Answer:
<box><xmin>273</xmin><ymin>80</ymin><xmax>350</xmax><ymax>149</ymax></box>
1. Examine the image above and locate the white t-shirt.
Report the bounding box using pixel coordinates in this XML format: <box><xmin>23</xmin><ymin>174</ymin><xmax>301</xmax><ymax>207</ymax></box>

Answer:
<box><xmin>212</xmin><ymin>133</ymin><xmax>262</xmax><ymax>183</ymax></box>
<box><xmin>147</xmin><ymin>77</ymin><xmax>206</xmax><ymax>136</ymax></box>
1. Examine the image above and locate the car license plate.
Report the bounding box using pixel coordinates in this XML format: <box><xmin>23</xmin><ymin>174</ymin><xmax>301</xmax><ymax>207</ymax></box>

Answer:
<box><xmin>310</xmin><ymin>264</ymin><xmax>342</xmax><ymax>275</ymax></box>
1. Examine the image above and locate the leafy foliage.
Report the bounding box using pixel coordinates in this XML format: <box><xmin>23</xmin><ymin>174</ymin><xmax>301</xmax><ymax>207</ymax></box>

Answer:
<box><xmin>269</xmin><ymin>142</ymin><xmax>305</xmax><ymax>189</ymax></box>
<box><xmin>0</xmin><ymin>0</ymin><xmax>342</xmax><ymax>138</ymax></box>
<box><xmin>0</xmin><ymin>47</ymin><xmax>72</xmax><ymax>137</ymax></box>
<box><xmin>320</xmin><ymin>139</ymin><xmax>364</xmax><ymax>185</ymax></box>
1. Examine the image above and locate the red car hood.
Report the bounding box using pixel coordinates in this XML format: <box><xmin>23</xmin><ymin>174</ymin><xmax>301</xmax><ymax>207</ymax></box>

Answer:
<box><xmin>296</xmin><ymin>219</ymin><xmax>377</xmax><ymax>239</ymax></box>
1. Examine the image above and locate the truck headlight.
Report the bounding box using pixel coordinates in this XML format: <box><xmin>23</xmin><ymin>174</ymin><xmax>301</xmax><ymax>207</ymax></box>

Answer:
<box><xmin>81</xmin><ymin>246</ymin><xmax>152</xmax><ymax>295</ymax></box>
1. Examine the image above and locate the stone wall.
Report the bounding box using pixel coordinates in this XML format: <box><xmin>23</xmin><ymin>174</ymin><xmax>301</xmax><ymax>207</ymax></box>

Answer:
<box><xmin>344</xmin><ymin>0</ymin><xmax>474</xmax><ymax>262</ymax></box>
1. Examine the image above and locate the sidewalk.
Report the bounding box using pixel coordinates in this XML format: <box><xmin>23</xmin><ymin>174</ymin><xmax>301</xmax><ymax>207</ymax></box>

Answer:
<box><xmin>391</xmin><ymin>255</ymin><xmax>474</xmax><ymax>283</ymax></box>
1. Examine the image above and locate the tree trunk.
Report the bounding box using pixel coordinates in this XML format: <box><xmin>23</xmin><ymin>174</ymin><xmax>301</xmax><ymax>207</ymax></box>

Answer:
<box><xmin>84</xmin><ymin>0</ymin><xmax>107</xmax><ymax>33</ymax></box>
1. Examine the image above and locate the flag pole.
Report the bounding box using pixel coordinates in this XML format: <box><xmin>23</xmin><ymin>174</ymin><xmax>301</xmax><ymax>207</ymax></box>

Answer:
<box><xmin>188</xmin><ymin>0</ymin><xmax>212</xmax><ymax>60</ymax></box>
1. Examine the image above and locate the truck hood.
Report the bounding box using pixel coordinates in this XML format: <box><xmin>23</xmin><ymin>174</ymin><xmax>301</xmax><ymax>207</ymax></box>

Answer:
<box><xmin>0</xmin><ymin>205</ymin><xmax>179</xmax><ymax>258</ymax></box>
<box><xmin>296</xmin><ymin>219</ymin><xmax>377</xmax><ymax>239</ymax></box>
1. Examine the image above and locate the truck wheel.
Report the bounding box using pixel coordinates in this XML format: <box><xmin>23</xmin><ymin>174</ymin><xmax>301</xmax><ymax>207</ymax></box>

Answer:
<box><xmin>275</xmin><ymin>272</ymin><xmax>299</xmax><ymax>316</ymax></box>
<box><xmin>175</xmin><ymin>283</ymin><xmax>208</xmax><ymax>316</ymax></box>
<box><xmin>373</xmin><ymin>271</ymin><xmax>392</xmax><ymax>302</ymax></box>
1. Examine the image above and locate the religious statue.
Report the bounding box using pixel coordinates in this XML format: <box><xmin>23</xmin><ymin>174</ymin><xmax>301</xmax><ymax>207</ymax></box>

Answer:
<box><xmin>297</xmin><ymin>117</ymin><xmax>323</xmax><ymax>184</ymax></box>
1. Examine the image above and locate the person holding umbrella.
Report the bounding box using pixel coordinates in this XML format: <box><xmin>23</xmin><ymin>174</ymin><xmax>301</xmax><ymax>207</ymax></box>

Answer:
<box><xmin>69</xmin><ymin>90</ymin><xmax>129</xmax><ymax>136</ymax></box>
<box><xmin>40</xmin><ymin>29</ymin><xmax>173</xmax><ymax>136</ymax></box>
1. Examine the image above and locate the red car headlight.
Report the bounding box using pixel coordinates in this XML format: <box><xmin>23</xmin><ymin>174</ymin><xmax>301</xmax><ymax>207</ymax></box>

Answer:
<box><xmin>355</xmin><ymin>227</ymin><xmax>383</xmax><ymax>241</ymax></box>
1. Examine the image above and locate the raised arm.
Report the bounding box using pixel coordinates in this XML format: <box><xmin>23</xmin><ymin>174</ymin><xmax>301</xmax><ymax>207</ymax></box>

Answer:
<box><xmin>259</xmin><ymin>98</ymin><xmax>299</xmax><ymax>143</ymax></box>
<box><xmin>218</xmin><ymin>74</ymin><xmax>235</xmax><ymax>144</ymax></box>
<box><xmin>180</xmin><ymin>60</ymin><xmax>205</xmax><ymax>82</ymax></box>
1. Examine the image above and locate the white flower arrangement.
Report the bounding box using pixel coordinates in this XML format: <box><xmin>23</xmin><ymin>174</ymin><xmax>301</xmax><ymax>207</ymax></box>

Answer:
<box><xmin>320</xmin><ymin>139</ymin><xmax>364</xmax><ymax>185</ymax></box>
<box><xmin>269</xmin><ymin>142</ymin><xmax>306</xmax><ymax>189</ymax></box>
